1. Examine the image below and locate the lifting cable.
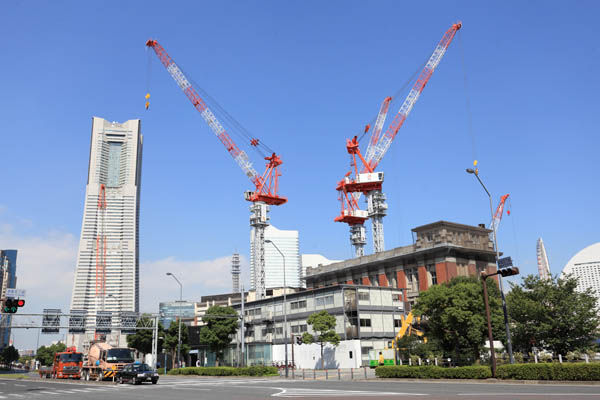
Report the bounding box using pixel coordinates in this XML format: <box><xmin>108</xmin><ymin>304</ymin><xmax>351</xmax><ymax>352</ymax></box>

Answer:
<box><xmin>145</xmin><ymin>47</ymin><xmax>153</xmax><ymax>110</ymax></box>
<box><xmin>458</xmin><ymin>30</ymin><xmax>477</xmax><ymax>164</ymax></box>
<box><xmin>356</xmin><ymin>58</ymin><xmax>429</xmax><ymax>145</ymax></box>
<box><xmin>508</xmin><ymin>196</ymin><xmax>522</xmax><ymax>271</ymax></box>
<box><xmin>182</xmin><ymin>67</ymin><xmax>275</xmax><ymax>158</ymax></box>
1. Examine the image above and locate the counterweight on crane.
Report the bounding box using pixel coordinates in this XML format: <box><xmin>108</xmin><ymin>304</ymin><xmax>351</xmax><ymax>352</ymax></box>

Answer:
<box><xmin>146</xmin><ymin>39</ymin><xmax>287</xmax><ymax>300</ymax></box>
<box><xmin>335</xmin><ymin>22</ymin><xmax>461</xmax><ymax>257</ymax></box>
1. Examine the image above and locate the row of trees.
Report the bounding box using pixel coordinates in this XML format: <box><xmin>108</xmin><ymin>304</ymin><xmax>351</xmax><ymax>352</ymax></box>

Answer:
<box><xmin>412</xmin><ymin>274</ymin><xmax>600</xmax><ymax>364</ymax></box>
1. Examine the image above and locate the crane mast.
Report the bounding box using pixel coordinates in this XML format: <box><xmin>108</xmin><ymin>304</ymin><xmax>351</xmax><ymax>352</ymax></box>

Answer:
<box><xmin>147</xmin><ymin>39</ymin><xmax>286</xmax><ymax>300</ymax></box>
<box><xmin>490</xmin><ymin>194</ymin><xmax>510</xmax><ymax>239</ymax></box>
<box><xmin>335</xmin><ymin>23</ymin><xmax>461</xmax><ymax>256</ymax></box>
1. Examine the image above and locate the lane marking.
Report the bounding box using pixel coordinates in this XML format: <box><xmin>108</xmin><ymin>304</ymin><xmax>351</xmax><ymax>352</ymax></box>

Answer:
<box><xmin>13</xmin><ymin>385</ymin><xmax>25</xmax><ymax>388</ymax></box>
<box><xmin>459</xmin><ymin>394</ymin><xmax>600</xmax><ymax>397</ymax></box>
<box><xmin>271</xmin><ymin>387</ymin><xmax>427</xmax><ymax>397</ymax></box>
<box><xmin>39</xmin><ymin>392</ymin><xmax>60</xmax><ymax>395</ymax></box>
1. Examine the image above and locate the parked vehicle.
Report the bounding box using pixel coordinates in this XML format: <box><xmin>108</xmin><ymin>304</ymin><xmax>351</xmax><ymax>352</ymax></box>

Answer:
<box><xmin>115</xmin><ymin>362</ymin><xmax>159</xmax><ymax>385</ymax></box>
<box><xmin>81</xmin><ymin>341</ymin><xmax>135</xmax><ymax>381</ymax></box>
<box><xmin>38</xmin><ymin>347</ymin><xmax>83</xmax><ymax>379</ymax></box>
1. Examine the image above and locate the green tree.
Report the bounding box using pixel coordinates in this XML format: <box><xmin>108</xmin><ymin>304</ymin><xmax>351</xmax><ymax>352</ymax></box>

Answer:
<box><xmin>164</xmin><ymin>319</ymin><xmax>190</xmax><ymax>368</ymax></box>
<box><xmin>36</xmin><ymin>343</ymin><xmax>66</xmax><ymax>366</ymax></box>
<box><xmin>507</xmin><ymin>274</ymin><xmax>600</xmax><ymax>356</ymax></box>
<box><xmin>198</xmin><ymin>306</ymin><xmax>238</xmax><ymax>367</ymax></box>
<box><xmin>301</xmin><ymin>310</ymin><xmax>340</xmax><ymax>370</ymax></box>
<box><xmin>412</xmin><ymin>276</ymin><xmax>505</xmax><ymax>365</ymax></box>
<box><xmin>0</xmin><ymin>346</ymin><xmax>19</xmax><ymax>367</ymax></box>
<box><xmin>126</xmin><ymin>314</ymin><xmax>165</xmax><ymax>356</ymax></box>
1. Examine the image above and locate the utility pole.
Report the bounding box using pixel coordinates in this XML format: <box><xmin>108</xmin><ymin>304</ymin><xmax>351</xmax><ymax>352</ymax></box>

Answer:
<box><xmin>166</xmin><ymin>272</ymin><xmax>183</xmax><ymax>368</ymax></box>
<box><xmin>240</xmin><ymin>284</ymin><xmax>245</xmax><ymax>368</ymax></box>
<box><xmin>265</xmin><ymin>240</ymin><xmax>288</xmax><ymax>378</ymax></box>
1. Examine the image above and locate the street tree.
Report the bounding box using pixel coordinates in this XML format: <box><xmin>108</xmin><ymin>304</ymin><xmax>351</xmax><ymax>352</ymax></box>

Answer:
<box><xmin>413</xmin><ymin>276</ymin><xmax>505</xmax><ymax>365</ymax></box>
<box><xmin>198</xmin><ymin>306</ymin><xmax>238</xmax><ymax>367</ymax></box>
<box><xmin>0</xmin><ymin>346</ymin><xmax>19</xmax><ymax>368</ymax></box>
<box><xmin>301</xmin><ymin>310</ymin><xmax>340</xmax><ymax>370</ymax></box>
<box><xmin>507</xmin><ymin>274</ymin><xmax>600</xmax><ymax>356</ymax></box>
<box><xmin>36</xmin><ymin>343</ymin><xmax>66</xmax><ymax>366</ymax></box>
<box><xmin>126</xmin><ymin>314</ymin><xmax>164</xmax><ymax>357</ymax></box>
<box><xmin>164</xmin><ymin>319</ymin><xmax>190</xmax><ymax>368</ymax></box>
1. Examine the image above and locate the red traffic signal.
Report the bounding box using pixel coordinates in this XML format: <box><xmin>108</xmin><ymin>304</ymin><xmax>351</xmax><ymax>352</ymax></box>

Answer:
<box><xmin>16</xmin><ymin>299</ymin><xmax>25</xmax><ymax>307</ymax></box>
<box><xmin>499</xmin><ymin>267</ymin><xmax>520</xmax><ymax>277</ymax></box>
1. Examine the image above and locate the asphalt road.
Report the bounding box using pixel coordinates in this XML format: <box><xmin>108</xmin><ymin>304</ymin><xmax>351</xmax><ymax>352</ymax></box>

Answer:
<box><xmin>0</xmin><ymin>375</ymin><xmax>599</xmax><ymax>399</ymax></box>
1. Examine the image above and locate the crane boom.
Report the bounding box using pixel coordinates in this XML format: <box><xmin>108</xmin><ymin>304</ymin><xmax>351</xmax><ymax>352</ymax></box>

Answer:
<box><xmin>364</xmin><ymin>22</ymin><xmax>461</xmax><ymax>172</ymax></box>
<box><xmin>146</xmin><ymin>40</ymin><xmax>259</xmax><ymax>183</ymax></box>
<box><xmin>490</xmin><ymin>194</ymin><xmax>510</xmax><ymax>235</ymax></box>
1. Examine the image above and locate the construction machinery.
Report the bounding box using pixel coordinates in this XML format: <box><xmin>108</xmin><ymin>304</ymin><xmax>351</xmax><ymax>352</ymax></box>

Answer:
<box><xmin>335</xmin><ymin>23</ymin><xmax>462</xmax><ymax>257</ymax></box>
<box><xmin>490</xmin><ymin>194</ymin><xmax>510</xmax><ymax>239</ymax></box>
<box><xmin>146</xmin><ymin>40</ymin><xmax>286</xmax><ymax>300</ymax></box>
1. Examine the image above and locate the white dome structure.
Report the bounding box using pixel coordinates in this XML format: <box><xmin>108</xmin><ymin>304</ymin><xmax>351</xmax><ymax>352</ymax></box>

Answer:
<box><xmin>561</xmin><ymin>242</ymin><xmax>600</xmax><ymax>306</ymax></box>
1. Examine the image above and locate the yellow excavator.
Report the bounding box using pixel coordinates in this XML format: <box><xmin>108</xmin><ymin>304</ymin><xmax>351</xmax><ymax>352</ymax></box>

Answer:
<box><xmin>370</xmin><ymin>312</ymin><xmax>427</xmax><ymax>367</ymax></box>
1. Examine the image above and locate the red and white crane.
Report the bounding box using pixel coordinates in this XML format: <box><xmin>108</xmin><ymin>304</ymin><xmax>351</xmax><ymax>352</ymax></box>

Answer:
<box><xmin>490</xmin><ymin>193</ymin><xmax>510</xmax><ymax>238</ymax></box>
<box><xmin>335</xmin><ymin>22</ymin><xmax>462</xmax><ymax>257</ymax></box>
<box><xmin>146</xmin><ymin>39</ymin><xmax>286</xmax><ymax>300</ymax></box>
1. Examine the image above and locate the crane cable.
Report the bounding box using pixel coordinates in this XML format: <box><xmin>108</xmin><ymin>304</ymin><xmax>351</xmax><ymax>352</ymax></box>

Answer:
<box><xmin>356</xmin><ymin>57</ymin><xmax>429</xmax><ymax>145</ymax></box>
<box><xmin>458</xmin><ymin>30</ymin><xmax>477</xmax><ymax>164</ymax></box>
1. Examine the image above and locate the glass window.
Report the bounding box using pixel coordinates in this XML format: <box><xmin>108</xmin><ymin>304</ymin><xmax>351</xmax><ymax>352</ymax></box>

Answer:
<box><xmin>359</xmin><ymin>319</ymin><xmax>371</xmax><ymax>327</ymax></box>
<box><xmin>358</xmin><ymin>292</ymin><xmax>370</xmax><ymax>301</ymax></box>
<box><xmin>106</xmin><ymin>142</ymin><xmax>122</xmax><ymax>187</ymax></box>
<box><xmin>394</xmin><ymin>319</ymin><xmax>402</xmax><ymax>328</ymax></box>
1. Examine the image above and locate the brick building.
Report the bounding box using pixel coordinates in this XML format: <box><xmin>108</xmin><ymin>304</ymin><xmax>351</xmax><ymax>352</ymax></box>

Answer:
<box><xmin>305</xmin><ymin>221</ymin><xmax>498</xmax><ymax>305</ymax></box>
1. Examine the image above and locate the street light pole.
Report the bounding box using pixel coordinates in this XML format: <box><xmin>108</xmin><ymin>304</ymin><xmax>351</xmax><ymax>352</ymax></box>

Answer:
<box><xmin>466</xmin><ymin>168</ymin><xmax>515</xmax><ymax>364</ymax></box>
<box><xmin>166</xmin><ymin>272</ymin><xmax>183</xmax><ymax>369</ymax></box>
<box><xmin>265</xmin><ymin>240</ymin><xmax>288</xmax><ymax>378</ymax></box>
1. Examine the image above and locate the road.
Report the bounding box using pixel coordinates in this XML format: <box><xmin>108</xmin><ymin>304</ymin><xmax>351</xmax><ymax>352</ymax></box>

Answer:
<box><xmin>0</xmin><ymin>375</ymin><xmax>598</xmax><ymax>399</ymax></box>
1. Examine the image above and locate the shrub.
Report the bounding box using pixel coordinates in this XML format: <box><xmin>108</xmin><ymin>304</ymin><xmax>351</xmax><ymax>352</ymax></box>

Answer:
<box><xmin>376</xmin><ymin>365</ymin><xmax>491</xmax><ymax>379</ymax></box>
<box><xmin>497</xmin><ymin>363</ymin><xmax>600</xmax><ymax>381</ymax></box>
<box><xmin>167</xmin><ymin>366</ymin><xmax>278</xmax><ymax>376</ymax></box>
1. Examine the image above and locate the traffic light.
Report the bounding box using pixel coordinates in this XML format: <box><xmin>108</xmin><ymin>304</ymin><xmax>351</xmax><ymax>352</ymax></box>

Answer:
<box><xmin>2</xmin><ymin>298</ymin><xmax>24</xmax><ymax>314</ymax></box>
<box><xmin>295</xmin><ymin>335</ymin><xmax>302</xmax><ymax>345</ymax></box>
<box><xmin>498</xmin><ymin>267</ymin><xmax>520</xmax><ymax>277</ymax></box>
<box><xmin>3</xmin><ymin>299</ymin><xmax>17</xmax><ymax>313</ymax></box>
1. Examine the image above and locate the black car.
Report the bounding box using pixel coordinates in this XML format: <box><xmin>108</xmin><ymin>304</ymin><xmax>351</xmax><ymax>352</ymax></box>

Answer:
<box><xmin>115</xmin><ymin>362</ymin><xmax>159</xmax><ymax>385</ymax></box>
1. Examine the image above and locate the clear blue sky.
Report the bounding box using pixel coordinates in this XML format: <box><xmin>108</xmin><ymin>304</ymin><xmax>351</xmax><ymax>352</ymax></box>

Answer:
<box><xmin>2</xmin><ymin>1</ymin><xmax>598</xmax><ymax>348</ymax></box>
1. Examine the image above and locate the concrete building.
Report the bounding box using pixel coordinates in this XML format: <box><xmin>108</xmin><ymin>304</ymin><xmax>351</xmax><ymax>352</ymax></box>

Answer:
<box><xmin>230</xmin><ymin>285</ymin><xmax>404</xmax><ymax>368</ymax></box>
<box><xmin>561</xmin><ymin>242</ymin><xmax>600</xmax><ymax>310</ymax></box>
<box><xmin>68</xmin><ymin>117</ymin><xmax>143</xmax><ymax>349</ymax></box>
<box><xmin>305</xmin><ymin>221</ymin><xmax>498</xmax><ymax>306</ymax></box>
<box><xmin>251</xmin><ymin>225</ymin><xmax>301</xmax><ymax>290</ymax></box>
<box><xmin>0</xmin><ymin>250</ymin><xmax>17</xmax><ymax>348</ymax></box>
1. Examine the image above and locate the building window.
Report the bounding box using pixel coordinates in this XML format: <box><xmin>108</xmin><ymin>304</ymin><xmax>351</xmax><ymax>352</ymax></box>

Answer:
<box><xmin>291</xmin><ymin>300</ymin><xmax>307</xmax><ymax>310</ymax></box>
<box><xmin>275</xmin><ymin>327</ymin><xmax>283</xmax><ymax>335</ymax></box>
<box><xmin>361</xmin><ymin>346</ymin><xmax>372</xmax><ymax>356</ymax></box>
<box><xmin>353</xmin><ymin>278</ymin><xmax>360</xmax><ymax>285</ymax></box>
<box><xmin>394</xmin><ymin>319</ymin><xmax>402</xmax><ymax>328</ymax></box>
<box><xmin>359</xmin><ymin>318</ymin><xmax>371</xmax><ymax>327</ymax></box>
<box><xmin>106</xmin><ymin>142</ymin><xmax>122</xmax><ymax>187</ymax></box>
<box><xmin>291</xmin><ymin>324</ymin><xmax>308</xmax><ymax>334</ymax></box>
<box><xmin>427</xmin><ymin>264</ymin><xmax>437</xmax><ymax>285</ymax></box>
<box><xmin>370</xmin><ymin>275</ymin><xmax>378</xmax><ymax>286</ymax></box>
<box><xmin>386</xmin><ymin>272</ymin><xmax>396</xmax><ymax>288</ymax></box>
<box><xmin>358</xmin><ymin>291</ymin><xmax>370</xmax><ymax>301</ymax></box>
<box><xmin>316</xmin><ymin>295</ymin><xmax>334</xmax><ymax>307</ymax></box>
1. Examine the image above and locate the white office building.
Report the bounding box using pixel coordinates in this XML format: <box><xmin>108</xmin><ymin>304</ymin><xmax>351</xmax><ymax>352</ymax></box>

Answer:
<box><xmin>301</xmin><ymin>254</ymin><xmax>341</xmax><ymax>287</ymax></box>
<box><xmin>69</xmin><ymin>117</ymin><xmax>143</xmax><ymax>347</ymax></box>
<box><xmin>251</xmin><ymin>225</ymin><xmax>300</xmax><ymax>289</ymax></box>
<box><xmin>561</xmin><ymin>242</ymin><xmax>600</xmax><ymax>310</ymax></box>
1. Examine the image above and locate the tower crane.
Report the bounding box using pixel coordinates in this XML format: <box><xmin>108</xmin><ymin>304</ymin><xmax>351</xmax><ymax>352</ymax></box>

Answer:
<box><xmin>335</xmin><ymin>22</ymin><xmax>461</xmax><ymax>257</ymax></box>
<box><xmin>146</xmin><ymin>39</ymin><xmax>287</xmax><ymax>300</ymax></box>
<box><xmin>490</xmin><ymin>194</ymin><xmax>510</xmax><ymax>238</ymax></box>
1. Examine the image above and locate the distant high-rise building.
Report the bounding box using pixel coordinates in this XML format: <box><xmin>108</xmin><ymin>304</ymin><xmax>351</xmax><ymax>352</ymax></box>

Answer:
<box><xmin>536</xmin><ymin>238</ymin><xmax>551</xmax><ymax>279</ymax></box>
<box><xmin>0</xmin><ymin>250</ymin><xmax>17</xmax><ymax>348</ymax></box>
<box><xmin>231</xmin><ymin>253</ymin><xmax>241</xmax><ymax>293</ymax></box>
<box><xmin>251</xmin><ymin>225</ymin><xmax>300</xmax><ymax>289</ymax></box>
<box><xmin>69</xmin><ymin>117</ymin><xmax>143</xmax><ymax>347</ymax></box>
<box><xmin>561</xmin><ymin>243</ymin><xmax>600</xmax><ymax>309</ymax></box>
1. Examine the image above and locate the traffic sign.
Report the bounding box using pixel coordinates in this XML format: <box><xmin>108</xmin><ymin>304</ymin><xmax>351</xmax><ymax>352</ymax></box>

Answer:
<box><xmin>5</xmin><ymin>288</ymin><xmax>26</xmax><ymax>298</ymax></box>
<box><xmin>498</xmin><ymin>257</ymin><xmax>513</xmax><ymax>269</ymax></box>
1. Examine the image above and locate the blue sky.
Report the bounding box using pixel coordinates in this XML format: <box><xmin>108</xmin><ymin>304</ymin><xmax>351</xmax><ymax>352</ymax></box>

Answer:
<box><xmin>2</xmin><ymin>1</ymin><xmax>598</xmax><ymax>348</ymax></box>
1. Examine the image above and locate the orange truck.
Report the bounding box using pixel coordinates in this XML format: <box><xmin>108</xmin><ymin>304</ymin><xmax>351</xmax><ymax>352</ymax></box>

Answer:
<box><xmin>38</xmin><ymin>347</ymin><xmax>83</xmax><ymax>379</ymax></box>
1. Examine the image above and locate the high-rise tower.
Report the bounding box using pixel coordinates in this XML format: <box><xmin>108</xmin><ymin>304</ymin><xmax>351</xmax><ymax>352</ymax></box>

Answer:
<box><xmin>231</xmin><ymin>253</ymin><xmax>241</xmax><ymax>293</ymax></box>
<box><xmin>69</xmin><ymin>117</ymin><xmax>143</xmax><ymax>346</ymax></box>
<box><xmin>251</xmin><ymin>225</ymin><xmax>301</xmax><ymax>289</ymax></box>
<box><xmin>536</xmin><ymin>237</ymin><xmax>551</xmax><ymax>280</ymax></box>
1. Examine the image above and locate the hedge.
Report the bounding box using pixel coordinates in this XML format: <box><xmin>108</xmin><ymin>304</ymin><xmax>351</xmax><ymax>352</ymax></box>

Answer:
<box><xmin>497</xmin><ymin>363</ymin><xmax>600</xmax><ymax>381</ymax></box>
<box><xmin>167</xmin><ymin>366</ymin><xmax>279</xmax><ymax>376</ymax></box>
<box><xmin>376</xmin><ymin>365</ymin><xmax>491</xmax><ymax>379</ymax></box>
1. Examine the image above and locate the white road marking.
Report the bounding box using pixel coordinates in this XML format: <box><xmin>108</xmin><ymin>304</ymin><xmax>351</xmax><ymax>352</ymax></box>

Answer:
<box><xmin>272</xmin><ymin>388</ymin><xmax>427</xmax><ymax>397</ymax></box>
<box><xmin>459</xmin><ymin>394</ymin><xmax>600</xmax><ymax>397</ymax></box>
<box><xmin>13</xmin><ymin>385</ymin><xmax>25</xmax><ymax>388</ymax></box>
<box><xmin>7</xmin><ymin>394</ymin><xmax>24</xmax><ymax>398</ymax></box>
<box><xmin>39</xmin><ymin>392</ymin><xmax>60</xmax><ymax>395</ymax></box>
